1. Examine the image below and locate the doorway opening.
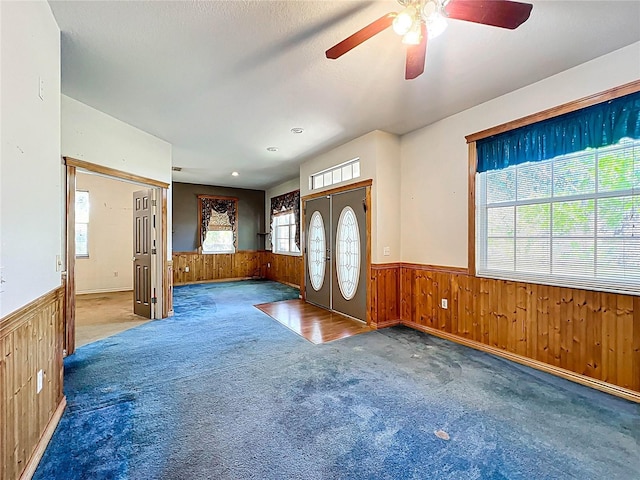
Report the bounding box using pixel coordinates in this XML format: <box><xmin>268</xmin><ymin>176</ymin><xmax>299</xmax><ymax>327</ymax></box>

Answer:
<box><xmin>73</xmin><ymin>171</ymin><xmax>154</xmax><ymax>347</ymax></box>
<box><xmin>64</xmin><ymin>157</ymin><xmax>171</xmax><ymax>355</ymax></box>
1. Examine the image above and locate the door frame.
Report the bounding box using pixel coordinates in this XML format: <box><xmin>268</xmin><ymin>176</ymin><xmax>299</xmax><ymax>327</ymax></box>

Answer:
<box><xmin>301</xmin><ymin>179</ymin><xmax>372</xmax><ymax>324</ymax></box>
<box><xmin>63</xmin><ymin>156</ymin><xmax>171</xmax><ymax>355</ymax></box>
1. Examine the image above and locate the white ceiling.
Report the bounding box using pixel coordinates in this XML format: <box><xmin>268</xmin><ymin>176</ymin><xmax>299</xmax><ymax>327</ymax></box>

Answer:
<box><xmin>49</xmin><ymin>0</ymin><xmax>640</xmax><ymax>190</ymax></box>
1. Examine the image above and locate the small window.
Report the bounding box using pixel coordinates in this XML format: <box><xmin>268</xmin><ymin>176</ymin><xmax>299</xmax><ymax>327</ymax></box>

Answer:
<box><xmin>199</xmin><ymin>196</ymin><xmax>237</xmax><ymax>254</ymax></box>
<box><xmin>203</xmin><ymin>210</ymin><xmax>235</xmax><ymax>253</ymax></box>
<box><xmin>310</xmin><ymin>158</ymin><xmax>360</xmax><ymax>191</ymax></box>
<box><xmin>272</xmin><ymin>211</ymin><xmax>300</xmax><ymax>254</ymax></box>
<box><xmin>75</xmin><ymin>190</ymin><xmax>89</xmax><ymax>257</ymax></box>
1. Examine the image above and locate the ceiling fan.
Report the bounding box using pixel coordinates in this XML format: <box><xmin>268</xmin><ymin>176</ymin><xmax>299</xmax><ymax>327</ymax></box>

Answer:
<box><xmin>325</xmin><ymin>0</ymin><xmax>533</xmax><ymax>80</ymax></box>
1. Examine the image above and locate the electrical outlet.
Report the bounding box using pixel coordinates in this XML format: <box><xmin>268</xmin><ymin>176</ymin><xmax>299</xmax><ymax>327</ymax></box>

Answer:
<box><xmin>113</xmin><ymin>271</ymin><xmax>118</xmax><ymax>277</ymax></box>
<box><xmin>184</xmin><ymin>266</ymin><xmax>189</xmax><ymax>272</ymax></box>
<box><xmin>441</xmin><ymin>299</ymin><xmax>448</xmax><ymax>309</ymax></box>
<box><xmin>37</xmin><ymin>369</ymin><xmax>43</xmax><ymax>394</ymax></box>
<box><xmin>268</xmin><ymin>263</ymin><xmax>271</xmax><ymax>268</ymax></box>
<box><xmin>383</xmin><ymin>246</ymin><xmax>390</xmax><ymax>256</ymax></box>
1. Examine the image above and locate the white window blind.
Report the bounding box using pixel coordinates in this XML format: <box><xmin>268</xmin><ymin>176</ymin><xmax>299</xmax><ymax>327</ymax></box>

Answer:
<box><xmin>476</xmin><ymin>138</ymin><xmax>640</xmax><ymax>295</ymax></box>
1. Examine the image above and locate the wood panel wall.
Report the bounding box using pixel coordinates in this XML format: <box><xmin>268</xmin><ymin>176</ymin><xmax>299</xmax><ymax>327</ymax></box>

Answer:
<box><xmin>263</xmin><ymin>253</ymin><xmax>302</xmax><ymax>288</ymax></box>
<box><xmin>164</xmin><ymin>261</ymin><xmax>174</xmax><ymax>317</ymax></box>
<box><xmin>172</xmin><ymin>251</ymin><xmax>262</xmax><ymax>285</ymax></box>
<box><xmin>370</xmin><ymin>264</ymin><xmax>401</xmax><ymax>329</ymax></box>
<box><xmin>370</xmin><ymin>263</ymin><xmax>640</xmax><ymax>401</ymax></box>
<box><xmin>172</xmin><ymin>251</ymin><xmax>302</xmax><ymax>288</ymax></box>
<box><xmin>1</xmin><ymin>286</ymin><xmax>66</xmax><ymax>480</ymax></box>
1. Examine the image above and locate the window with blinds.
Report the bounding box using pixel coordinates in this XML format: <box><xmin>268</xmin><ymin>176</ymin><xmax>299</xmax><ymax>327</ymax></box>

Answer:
<box><xmin>476</xmin><ymin>138</ymin><xmax>640</xmax><ymax>294</ymax></box>
<box><xmin>203</xmin><ymin>210</ymin><xmax>234</xmax><ymax>253</ymax></box>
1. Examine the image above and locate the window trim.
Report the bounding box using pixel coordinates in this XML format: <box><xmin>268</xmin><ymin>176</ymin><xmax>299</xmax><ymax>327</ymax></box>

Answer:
<box><xmin>467</xmin><ymin>79</ymin><xmax>640</xmax><ymax>283</ymax></box>
<box><xmin>197</xmin><ymin>194</ymin><xmax>238</xmax><ymax>254</ymax></box>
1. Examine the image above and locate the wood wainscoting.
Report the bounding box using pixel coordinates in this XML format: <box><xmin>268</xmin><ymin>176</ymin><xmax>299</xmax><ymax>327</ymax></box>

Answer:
<box><xmin>370</xmin><ymin>264</ymin><xmax>401</xmax><ymax>329</ymax></box>
<box><xmin>172</xmin><ymin>251</ymin><xmax>302</xmax><ymax>289</ymax></box>
<box><xmin>370</xmin><ymin>263</ymin><xmax>640</xmax><ymax>402</ymax></box>
<box><xmin>172</xmin><ymin>251</ymin><xmax>263</xmax><ymax>285</ymax></box>
<box><xmin>1</xmin><ymin>286</ymin><xmax>66</xmax><ymax>480</ymax></box>
<box><xmin>164</xmin><ymin>261</ymin><xmax>174</xmax><ymax>317</ymax></box>
<box><xmin>263</xmin><ymin>252</ymin><xmax>302</xmax><ymax>288</ymax></box>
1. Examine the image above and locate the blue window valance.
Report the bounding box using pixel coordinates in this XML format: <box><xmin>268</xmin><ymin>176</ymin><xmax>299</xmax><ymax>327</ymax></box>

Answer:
<box><xmin>476</xmin><ymin>90</ymin><xmax>640</xmax><ymax>173</ymax></box>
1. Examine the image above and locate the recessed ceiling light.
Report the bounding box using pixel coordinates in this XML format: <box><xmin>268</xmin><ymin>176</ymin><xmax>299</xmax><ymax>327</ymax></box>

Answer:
<box><xmin>231</xmin><ymin>171</ymin><xmax>239</xmax><ymax>177</ymax></box>
<box><xmin>291</xmin><ymin>128</ymin><xmax>304</xmax><ymax>134</ymax></box>
<box><xmin>266</xmin><ymin>147</ymin><xmax>278</xmax><ymax>152</ymax></box>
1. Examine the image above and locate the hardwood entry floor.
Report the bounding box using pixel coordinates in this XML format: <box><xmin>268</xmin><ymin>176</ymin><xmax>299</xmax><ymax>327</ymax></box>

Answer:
<box><xmin>76</xmin><ymin>291</ymin><xmax>152</xmax><ymax>348</ymax></box>
<box><xmin>255</xmin><ymin>299</ymin><xmax>372</xmax><ymax>344</ymax></box>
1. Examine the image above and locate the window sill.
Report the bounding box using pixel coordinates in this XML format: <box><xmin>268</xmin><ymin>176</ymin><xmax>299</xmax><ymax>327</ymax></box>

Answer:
<box><xmin>476</xmin><ymin>269</ymin><xmax>640</xmax><ymax>297</ymax></box>
<box><xmin>202</xmin><ymin>250</ymin><xmax>236</xmax><ymax>255</ymax></box>
<box><xmin>76</xmin><ymin>255</ymin><xmax>89</xmax><ymax>259</ymax></box>
<box><xmin>271</xmin><ymin>251</ymin><xmax>301</xmax><ymax>257</ymax></box>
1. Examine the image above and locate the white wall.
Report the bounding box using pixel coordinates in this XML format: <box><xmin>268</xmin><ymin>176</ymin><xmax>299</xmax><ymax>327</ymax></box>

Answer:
<box><xmin>299</xmin><ymin>130</ymin><xmax>401</xmax><ymax>263</ymax></box>
<box><xmin>374</xmin><ymin>131</ymin><xmax>401</xmax><ymax>263</ymax></box>
<box><xmin>401</xmin><ymin>42</ymin><xmax>640</xmax><ymax>268</ymax></box>
<box><xmin>0</xmin><ymin>1</ymin><xmax>61</xmax><ymax>317</ymax></box>
<box><xmin>75</xmin><ymin>173</ymin><xmax>141</xmax><ymax>294</ymax></box>
<box><xmin>61</xmin><ymin>95</ymin><xmax>174</xmax><ymax>258</ymax></box>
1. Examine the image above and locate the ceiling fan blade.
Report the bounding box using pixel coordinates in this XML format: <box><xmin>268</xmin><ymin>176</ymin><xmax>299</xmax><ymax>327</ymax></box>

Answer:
<box><xmin>326</xmin><ymin>12</ymin><xmax>397</xmax><ymax>59</ymax></box>
<box><xmin>445</xmin><ymin>0</ymin><xmax>533</xmax><ymax>30</ymax></box>
<box><xmin>405</xmin><ymin>24</ymin><xmax>427</xmax><ymax>80</ymax></box>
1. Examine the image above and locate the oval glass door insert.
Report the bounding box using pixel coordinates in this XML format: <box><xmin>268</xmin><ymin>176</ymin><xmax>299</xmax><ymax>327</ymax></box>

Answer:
<box><xmin>336</xmin><ymin>206</ymin><xmax>360</xmax><ymax>300</ymax></box>
<box><xmin>308</xmin><ymin>211</ymin><xmax>326</xmax><ymax>291</ymax></box>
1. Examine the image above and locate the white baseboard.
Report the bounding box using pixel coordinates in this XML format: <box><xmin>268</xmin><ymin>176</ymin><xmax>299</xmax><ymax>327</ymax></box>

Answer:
<box><xmin>76</xmin><ymin>287</ymin><xmax>133</xmax><ymax>295</ymax></box>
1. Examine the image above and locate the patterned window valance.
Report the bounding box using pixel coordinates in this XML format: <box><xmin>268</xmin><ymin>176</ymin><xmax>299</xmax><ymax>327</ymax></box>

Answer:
<box><xmin>198</xmin><ymin>195</ymin><xmax>238</xmax><ymax>248</ymax></box>
<box><xmin>270</xmin><ymin>189</ymin><xmax>300</xmax><ymax>250</ymax></box>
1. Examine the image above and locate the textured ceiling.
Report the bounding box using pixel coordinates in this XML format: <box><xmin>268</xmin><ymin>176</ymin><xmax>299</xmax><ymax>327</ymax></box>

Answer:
<box><xmin>49</xmin><ymin>1</ymin><xmax>640</xmax><ymax>189</ymax></box>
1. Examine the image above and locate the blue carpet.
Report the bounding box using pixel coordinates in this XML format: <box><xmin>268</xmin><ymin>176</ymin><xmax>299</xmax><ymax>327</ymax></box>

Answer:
<box><xmin>35</xmin><ymin>280</ymin><xmax>640</xmax><ymax>479</ymax></box>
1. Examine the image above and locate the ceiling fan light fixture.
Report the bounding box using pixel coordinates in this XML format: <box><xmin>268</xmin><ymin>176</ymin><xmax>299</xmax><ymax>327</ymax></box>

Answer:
<box><xmin>421</xmin><ymin>0</ymin><xmax>438</xmax><ymax>19</ymax></box>
<box><xmin>392</xmin><ymin>6</ymin><xmax>416</xmax><ymax>35</ymax></box>
<box><xmin>402</xmin><ymin>22</ymin><xmax>422</xmax><ymax>45</ymax></box>
<box><xmin>426</xmin><ymin>12</ymin><xmax>447</xmax><ymax>39</ymax></box>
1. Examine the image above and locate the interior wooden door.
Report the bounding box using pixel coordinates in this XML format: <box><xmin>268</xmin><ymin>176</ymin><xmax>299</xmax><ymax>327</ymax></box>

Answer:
<box><xmin>305</xmin><ymin>196</ymin><xmax>331</xmax><ymax>310</ymax></box>
<box><xmin>133</xmin><ymin>189</ymin><xmax>152</xmax><ymax>318</ymax></box>
<box><xmin>330</xmin><ymin>188</ymin><xmax>367</xmax><ymax>321</ymax></box>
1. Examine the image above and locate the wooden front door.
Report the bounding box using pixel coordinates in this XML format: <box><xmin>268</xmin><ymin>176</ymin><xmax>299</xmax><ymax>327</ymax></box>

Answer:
<box><xmin>133</xmin><ymin>189</ymin><xmax>152</xmax><ymax>318</ymax></box>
